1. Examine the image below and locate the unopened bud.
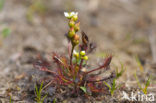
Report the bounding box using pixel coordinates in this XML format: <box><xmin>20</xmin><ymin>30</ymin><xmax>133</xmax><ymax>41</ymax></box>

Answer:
<box><xmin>80</xmin><ymin>51</ymin><xmax>85</xmax><ymax>56</ymax></box>
<box><xmin>72</xmin><ymin>15</ymin><xmax>78</xmax><ymax>21</ymax></box>
<box><xmin>68</xmin><ymin>28</ymin><xmax>75</xmax><ymax>38</ymax></box>
<box><xmin>74</xmin><ymin>34</ymin><xmax>80</xmax><ymax>41</ymax></box>
<box><xmin>72</xmin><ymin>39</ymin><xmax>79</xmax><ymax>46</ymax></box>
<box><xmin>72</xmin><ymin>34</ymin><xmax>80</xmax><ymax>46</ymax></box>
<box><xmin>74</xmin><ymin>22</ymin><xmax>80</xmax><ymax>32</ymax></box>
<box><xmin>75</xmin><ymin>40</ymin><xmax>79</xmax><ymax>45</ymax></box>
<box><xmin>69</xmin><ymin>20</ymin><xmax>75</xmax><ymax>27</ymax></box>
<box><xmin>82</xmin><ymin>56</ymin><xmax>88</xmax><ymax>60</ymax></box>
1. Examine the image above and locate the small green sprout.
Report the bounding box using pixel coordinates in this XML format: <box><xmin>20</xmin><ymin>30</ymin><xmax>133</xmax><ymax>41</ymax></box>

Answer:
<box><xmin>135</xmin><ymin>56</ymin><xmax>144</xmax><ymax>72</ymax></box>
<box><xmin>134</xmin><ymin>73</ymin><xmax>151</xmax><ymax>94</ymax></box>
<box><xmin>80</xmin><ymin>86</ymin><xmax>87</xmax><ymax>93</ymax></box>
<box><xmin>34</xmin><ymin>81</ymin><xmax>47</xmax><ymax>103</ymax></box>
<box><xmin>116</xmin><ymin>63</ymin><xmax>125</xmax><ymax>79</ymax></box>
<box><xmin>104</xmin><ymin>79</ymin><xmax>118</xmax><ymax>96</ymax></box>
<box><xmin>104</xmin><ymin>63</ymin><xmax>125</xmax><ymax>96</ymax></box>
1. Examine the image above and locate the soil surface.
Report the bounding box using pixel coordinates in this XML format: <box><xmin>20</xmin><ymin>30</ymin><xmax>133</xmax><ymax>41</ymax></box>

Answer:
<box><xmin>0</xmin><ymin>0</ymin><xmax>156</xmax><ymax>103</ymax></box>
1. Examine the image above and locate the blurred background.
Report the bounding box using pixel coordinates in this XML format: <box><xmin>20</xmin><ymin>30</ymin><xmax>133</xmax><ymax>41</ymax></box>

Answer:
<box><xmin>0</xmin><ymin>0</ymin><xmax>156</xmax><ymax>101</ymax></box>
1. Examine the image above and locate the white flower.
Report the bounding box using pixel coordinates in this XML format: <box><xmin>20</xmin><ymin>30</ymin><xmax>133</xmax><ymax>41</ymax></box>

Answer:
<box><xmin>73</xmin><ymin>50</ymin><xmax>78</xmax><ymax>55</ymax></box>
<box><xmin>73</xmin><ymin>50</ymin><xmax>79</xmax><ymax>58</ymax></box>
<box><xmin>70</xmin><ymin>12</ymin><xmax>78</xmax><ymax>16</ymax></box>
<box><xmin>64</xmin><ymin>12</ymin><xmax>78</xmax><ymax>19</ymax></box>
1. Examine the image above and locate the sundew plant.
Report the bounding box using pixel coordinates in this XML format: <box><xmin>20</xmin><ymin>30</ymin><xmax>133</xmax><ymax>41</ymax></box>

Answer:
<box><xmin>34</xmin><ymin>12</ymin><xmax>119</xmax><ymax>96</ymax></box>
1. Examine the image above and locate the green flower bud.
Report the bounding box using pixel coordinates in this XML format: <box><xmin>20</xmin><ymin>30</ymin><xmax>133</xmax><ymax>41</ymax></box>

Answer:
<box><xmin>80</xmin><ymin>51</ymin><xmax>85</xmax><ymax>56</ymax></box>
<box><xmin>74</xmin><ymin>22</ymin><xmax>80</xmax><ymax>32</ymax></box>
<box><xmin>72</xmin><ymin>15</ymin><xmax>78</xmax><ymax>21</ymax></box>
<box><xmin>72</xmin><ymin>39</ymin><xmax>79</xmax><ymax>46</ymax></box>
<box><xmin>68</xmin><ymin>28</ymin><xmax>75</xmax><ymax>38</ymax></box>
<box><xmin>75</xmin><ymin>40</ymin><xmax>79</xmax><ymax>45</ymax></box>
<box><xmin>69</xmin><ymin>20</ymin><xmax>75</xmax><ymax>27</ymax></box>
<box><xmin>72</xmin><ymin>34</ymin><xmax>80</xmax><ymax>46</ymax></box>
<box><xmin>82</xmin><ymin>56</ymin><xmax>88</xmax><ymax>60</ymax></box>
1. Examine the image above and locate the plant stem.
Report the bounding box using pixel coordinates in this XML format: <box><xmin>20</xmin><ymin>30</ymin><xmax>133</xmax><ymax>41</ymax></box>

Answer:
<box><xmin>85</xmin><ymin>65</ymin><xmax>105</xmax><ymax>74</ymax></box>
<box><xmin>68</xmin><ymin>42</ymin><xmax>71</xmax><ymax>58</ymax></box>
<box><xmin>85</xmin><ymin>56</ymin><xmax>112</xmax><ymax>74</ymax></box>
<box><xmin>76</xmin><ymin>59</ymin><xmax>84</xmax><ymax>80</ymax></box>
<box><xmin>70</xmin><ymin>45</ymin><xmax>74</xmax><ymax>66</ymax></box>
<box><xmin>79</xmin><ymin>59</ymin><xmax>84</xmax><ymax>71</ymax></box>
<box><xmin>42</xmin><ymin>80</ymin><xmax>54</xmax><ymax>90</ymax></box>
